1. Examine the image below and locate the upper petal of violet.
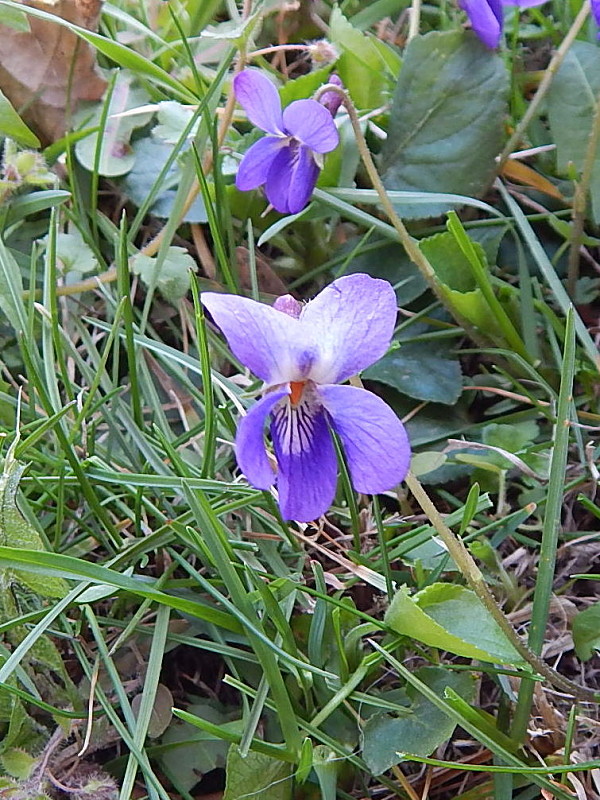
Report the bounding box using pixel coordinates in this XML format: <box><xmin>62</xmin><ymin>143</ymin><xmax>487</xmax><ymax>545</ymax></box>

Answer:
<box><xmin>299</xmin><ymin>273</ymin><xmax>397</xmax><ymax>384</ymax></box>
<box><xmin>282</xmin><ymin>99</ymin><xmax>340</xmax><ymax>153</ymax></box>
<box><xmin>201</xmin><ymin>292</ymin><xmax>302</xmax><ymax>385</ymax></box>
<box><xmin>234</xmin><ymin>69</ymin><xmax>284</xmax><ymax>135</ymax></box>
<box><xmin>265</xmin><ymin>143</ymin><xmax>320</xmax><ymax>214</ymax></box>
<box><xmin>459</xmin><ymin>0</ymin><xmax>503</xmax><ymax>48</ymax></box>
<box><xmin>235</xmin><ymin>388</ymin><xmax>289</xmax><ymax>490</ymax></box>
<box><xmin>319</xmin><ymin>384</ymin><xmax>411</xmax><ymax>493</ymax></box>
<box><xmin>591</xmin><ymin>0</ymin><xmax>600</xmax><ymax>27</ymax></box>
<box><xmin>235</xmin><ymin>135</ymin><xmax>286</xmax><ymax>191</ymax></box>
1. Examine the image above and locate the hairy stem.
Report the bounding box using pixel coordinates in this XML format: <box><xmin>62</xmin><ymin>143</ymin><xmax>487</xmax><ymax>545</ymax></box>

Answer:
<box><xmin>405</xmin><ymin>472</ymin><xmax>599</xmax><ymax>702</ymax></box>
<box><xmin>313</xmin><ymin>83</ymin><xmax>489</xmax><ymax>344</ymax></box>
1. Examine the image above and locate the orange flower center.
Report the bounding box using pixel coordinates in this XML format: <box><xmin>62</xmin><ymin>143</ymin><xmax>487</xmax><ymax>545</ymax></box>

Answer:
<box><xmin>289</xmin><ymin>381</ymin><xmax>305</xmax><ymax>406</ymax></box>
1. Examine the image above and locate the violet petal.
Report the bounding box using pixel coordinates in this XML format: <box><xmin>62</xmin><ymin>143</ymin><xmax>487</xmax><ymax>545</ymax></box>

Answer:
<box><xmin>201</xmin><ymin>292</ymin><xmax>302</xmax><ymax>385</ymax></box>
<box><xmin>265</xmin><ymin>144</ymin><xmax>320</xmax><ymax>214</ymax></box>
<box><xmin>319</xmin><ymin>384</ymin><xmax>411</xmax><ymax>493</ymax></box>
<box><xmin>270</xmin><ymin>395</ymin><xmax>337</xmax><ymax>521</ymax></box>
<box><xmin>299</xmin><ymin>273</ymin><xmax>397</xmax><ymax>384</ymax></box>
<box><xmin>459</xmin><ymin>0</ymin><xmax>503</xmax><ymax>48</ymax></box>
<box><xmin>235</xmin><ymin>388</ymin><xmax>289</xmax><ymax>490</ymax></box>
<box><xmin>502</xmin><ymin>0</ymin><xmax>548</xmax><ymax>5</ymax></box>
<box><xmin>234</xmin><ymin>69</ymin><xmax>284</xmax><ymax>135</ymax></box>
<box><xmin>235</xmin><ymin>135</ymin><xmax>285</xmax><ymax>191</ymax></box>
<box><xmin>591</xmin><ymin>0</ymin><xmax>600</xmax><ymax>26</ymax></box>
<box><xmin>282</xmin><ymin>99</ymin><xmax>340</xmax><ymax>153</ymax></box>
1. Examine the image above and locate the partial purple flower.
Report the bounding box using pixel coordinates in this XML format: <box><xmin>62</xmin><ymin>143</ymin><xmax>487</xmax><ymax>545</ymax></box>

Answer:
<box><xmin>592</xmin><ymin>0</ymin><xmax>600</xmax><ymax>36</ymax></box>
<box><xmin>459</xmin><ymin>0</ymin><xmax>548</xmax><ymax>49</ymax></box>
<box><xmin>202</xmin><ymin>274</ymin><xmax>411</xmax><ymax>522</ymax></box>
<box><xmin>233</xmin><ymin>69</ymin><xmax>339</xmax><ymax>215</ymax></box>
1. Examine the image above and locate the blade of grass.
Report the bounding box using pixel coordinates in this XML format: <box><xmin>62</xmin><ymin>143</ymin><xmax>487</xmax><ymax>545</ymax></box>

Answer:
<box><xmin>497</xmin><ymin>181</ymin><xmax>600</xmax><ymax>371</ymax></box>
<box><xmin>511</xmin><ymin>308</ymin><xmax>577</xmax><ymax>742</ymax></box>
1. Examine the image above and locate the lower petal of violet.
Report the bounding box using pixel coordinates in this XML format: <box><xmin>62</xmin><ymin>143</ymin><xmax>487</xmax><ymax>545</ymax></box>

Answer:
<box><xmin>319</xmin><ymin>384</ymin><xmax>411</xmax><ymax>494</ymax></box>
<box><xmin>265</xmin><ymin>143</ymin><xmax>320</xmax><ymax>215</ymax></box>
<box><xmin>235</xmin><ymin>135</ymin><xmax>285</xmax><ymax>192</ymax></box>
<box><xmin>270</xmin><ymin>395</ymin><xmax>337</xmax><ymax>521</ymax></box>
<box><xmin>235</xmin><ymin>389</ymin><xmax>289</xmax><ymax>490</ymax></box>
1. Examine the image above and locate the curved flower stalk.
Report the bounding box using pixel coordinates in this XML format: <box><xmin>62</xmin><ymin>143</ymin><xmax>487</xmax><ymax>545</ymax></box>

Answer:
<box><xmin>459</xmin><ymin>0</ymin><xmax>548</xmax><ymax>49</ymax></box>
<box><xmin>202</xmin><ymin>274</ymin><xmax>411</xmax><ymax>522</ymax></box>
<box><xmin>233</xmin><ymin>69</ymin><xmax>339</xmax><ymax>215</ymax></box>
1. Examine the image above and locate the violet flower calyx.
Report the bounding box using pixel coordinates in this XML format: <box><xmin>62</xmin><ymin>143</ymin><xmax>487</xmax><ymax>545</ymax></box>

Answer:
<box><xmin>202</xmin><ymin>274</ymin><xmax>411</xmax><ymax>522</ymax></box>
<box><xmin>233</xmin><ymin>69</ymin><xmax>339</xmax><ymax>215</ymax></box>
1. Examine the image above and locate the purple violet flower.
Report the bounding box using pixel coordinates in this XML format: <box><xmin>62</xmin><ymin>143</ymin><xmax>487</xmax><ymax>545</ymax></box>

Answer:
<box><xmin>233</xmin><ymin>69</ymin><xmax>339</xmax><ymax>215</ymax></box>
<box><xmin>459</xmin><ymin>0</ymin><xmax>548</xmax><ymax>49</ymax></box>
<box><xmin>202</xmin><ymin>274</ymin><xmax>411</xmax><ymax>522</ymax></box>
<box><xmin>592</xmin><ymin>0</ymin><xmax>600</xmax><ymax>36</ymax></box>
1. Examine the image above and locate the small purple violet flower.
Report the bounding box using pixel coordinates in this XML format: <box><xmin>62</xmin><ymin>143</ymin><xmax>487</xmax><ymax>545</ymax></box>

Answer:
<box><xmin>592</xmin><ymin>0</ymin><xmax>600</xmax><ymax>36</ymax></box>
<box><xmin>202</xmin><ymin>274</ymin><xmax>411</xmax><ymax>522</ymax></box>
<box><xmin>233</xmin><ymin>69</ymin><xmax>339</xmax><ymax>215</ymax></box>
<box><xmin>459</xmin><ymin>0</ymin><xmax>548</xmax><ymax>49</ymax></box>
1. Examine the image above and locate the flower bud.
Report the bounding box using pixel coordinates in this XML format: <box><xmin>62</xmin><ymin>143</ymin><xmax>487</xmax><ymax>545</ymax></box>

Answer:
<box><xmin>307</xmin><ymin>39</ymin><xmax>339</xmax><ymax>67</ymax></box>
<box><xmin>273</xmin><ymin>294</ymin><xmax>302</xmax><ymax>318</ymax></box>
<box><xmin>319</xmin><ymin>74</ymin><xmax>344</xmax><ymax>118</ymax></box>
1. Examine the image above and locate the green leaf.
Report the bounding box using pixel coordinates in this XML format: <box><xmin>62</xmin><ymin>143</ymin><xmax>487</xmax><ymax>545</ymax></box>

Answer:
<box><xmin>410</xmin><ymin>452</ymin><xmax>447</xmax><ymax>478</ymax></box>
<box><xmin>152</xmin><ymin>101</ymin><xmax>200</xmax><ymax>144</ymax></box>
<box><xmin>571</xmin><ymin>602</ymin><xmax>600</xmax><ymax>661</ymax></box>
<box><xmin>340</xmin><ymin>239</ymin><xmax>428</xmax><ymax>304</ymax></box>
<box><xmin>278</xmin><ymin>67</ymin><xmax>333</xmax><ymax>106</ymax></box>
<box><xmin>0</xmin><ymin>748</ymin><xmax>37</xmax><ymax>779</ymax></box>
<box><xmin>329</xmin><ymin>8</ymin><xmax>398</xmax><ymax>109</ymax></box>
<box><xmin>224</xmin><ymin>746</ymin><xmax>293</xmax><ymax>800</ymax></box>
<box><xmin>420</xmin><ymin>231</ymin><xmax>517</xmax><ymax>345</ymax></box>
<box><xmin>122</xmin><ymin>137</ymin><xmax>208</xmax><ymax>222</ymax></box>
<box><xmin>159</xmin><ymin>701</ymin><xmax>239</xmax><ymax>792</ymax></box>
<box><xmin>0</xmin><ymin>238</ymin><xmax>27</xmax><ymax>334</ymax></box>
<box><xmin>364</xmin><ymin>342</ymin><xmax>462</xmax><ymax>405</ymax></box>
<box><xmin>75</xmin><ymin>75</ymin><xmax>152</xmax><ymax>177</ymax></box>
<box><xmin>132</xmin><ymin>683</ymin><xmax>173</xmax><ymax>739</ymax></box>
<box><xmin>384</xmin><ymin>584</ymin><xmax>525</xmax><ymax>664</ymax></box>
<box><xmin>0</xmin><ymin>457</ymin><xmax>68</xmax><ymax>602</ymax></box>
<box><xmin>362</xmin><ymin>667</ymin><xmax>475</xmax><ymax>775</ymax></box>
<box><xmin>4</xmin><ymin>190</ymin><xmax>71</xmax><ymax>228</ymax></box>
<box><xmin>546</xmin><ymin>42</ymin><xmax>600</xmax><ymax>224</ymax></box>
<box><xmin>0</xmin><ymin>91</ymin><xmax>39</xmax><ymax>148</ymax></box>
<box><xmin>382</xmin><ymin>31</ymin><xmax>508</xmax><ymax>219</ymax></box>
<box><xmin>44</xmin><ymin>231</ymin><xmax>98</xmax><ymax>275</ymax></box>
<box><xmin>132</xmin><ymin>246</ymin><xmax>198</xmax><ymax>304</ymax></box>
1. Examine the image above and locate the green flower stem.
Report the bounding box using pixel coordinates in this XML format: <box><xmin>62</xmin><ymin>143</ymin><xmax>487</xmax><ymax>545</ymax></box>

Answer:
<box><xmin>404</xmin><ymin>471</ymin><xmax>598</xmax><ymax>702</ymax></box>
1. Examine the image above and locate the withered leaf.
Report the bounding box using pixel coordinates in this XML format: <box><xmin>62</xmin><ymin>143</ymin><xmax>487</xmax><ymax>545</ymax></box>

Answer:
<box><xmin>0</xmin><ymin>0</ymin><xmax>107</xmax><ymax>144</ymax></box>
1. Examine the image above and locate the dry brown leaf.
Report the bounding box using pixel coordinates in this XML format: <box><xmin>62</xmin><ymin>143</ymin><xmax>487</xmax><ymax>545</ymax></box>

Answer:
<box><xmin>0</xmin><ymin>0</ymin><xmax>107</xmax><ymax>144</ymax></box>
<box><xmin>236</xmin><ymin>245</ymin><xmax>288</xmax><ymax>297</ymax></box>
<box><xmin>501</xmin><ymin>158</ymin><xmax>566</xmax><ymax>203</ymax></box>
